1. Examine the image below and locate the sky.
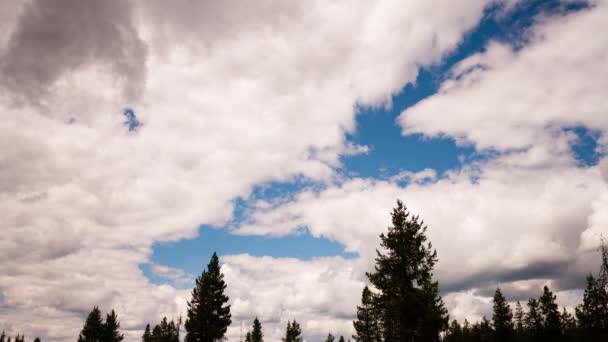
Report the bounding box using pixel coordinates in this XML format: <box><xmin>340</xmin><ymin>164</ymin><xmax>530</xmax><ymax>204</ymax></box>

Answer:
<box><xmin>1</xmin><ymin>0</ymin><xmax>608</xmax><ymax>341</ymax></box>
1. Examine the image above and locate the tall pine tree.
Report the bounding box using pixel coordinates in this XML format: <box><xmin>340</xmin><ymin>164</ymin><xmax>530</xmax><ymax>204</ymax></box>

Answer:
<box><xmin>103</xmin><ymin>310</ymin><xmax>124</xmax><ymax>342</ymax></box>
<box><xmin>492</xmin><ymin>288</ymin><xmax>513</xmax><ymax>342</ymax></box>
<box><xmin>352</xmin><ymin>286</ymin><xmax>379</xmax><ymax>342</ymax></box>
<box><xmin>366</xmin><ymin>200</ymin><xmax>448</xmax><ymax>341</ymax></box>
<box><xmin>78</xmin><ymin>307</ymin><xmax>105</xmax><ymax>342</ymax></box>
<box><xmin>282</xmin><ymin>320</ymin><xmax>303</xmax><ymax>342</ymax></box>
<box><xmin>576</xmin><ymin>274</ymin><xmax>608</xmax><ymax>339</ymax></box>
<box><xmin>142</xmin><ymin>325</ymin><xmax>152</xmax><ymax>342</ymax></box>
<box><xmin>185</xmin><ymin>252</ymin><xmax>232</xmax><ymax>342</ymax></box>
<box><xmin>539</xmin><ymin>285</ymin><xmax>562</xmax><ymax>339</ymax></box>
<box><xmin>250</xmin><ymin>317</ymin><xmax>263</xmax><ymax>342</ymax></box>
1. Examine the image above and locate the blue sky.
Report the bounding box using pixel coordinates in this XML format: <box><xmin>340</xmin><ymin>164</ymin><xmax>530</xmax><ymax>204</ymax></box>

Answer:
<box><xmin>144</xmin><ymin>0</ymin><xmax>602</xmax><ymax>286</ymax></box>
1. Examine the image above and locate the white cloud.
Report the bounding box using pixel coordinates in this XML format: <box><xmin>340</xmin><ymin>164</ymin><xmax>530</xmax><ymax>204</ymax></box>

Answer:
<box><xmin>399</xmin><ymin>0</ymin><xmax>608</xmax><ymax>153</ymax></box>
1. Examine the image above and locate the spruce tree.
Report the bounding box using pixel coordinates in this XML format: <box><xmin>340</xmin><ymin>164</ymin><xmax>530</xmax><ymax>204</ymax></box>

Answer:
<box><xmin>324</xmin><ymin>333</ymin><xmax>335</xmax><ymax>342</ymax></box>
<box><xmin>250</xmin><ymin>317</ymin><xmax>263</xmax><ymax>342</ymax></box>
<box><xmin>352</xmin><ymin>286</ymin><xmax>378</xmax><ymax>342</ymax></box>
<box><xmin>514</xmin><ymin>301</ymin><xmax>525</xmax><ymax>338</ymax></box>
<box><xmin>152</xmin><ymin>317</ymin><xmax>179</xmax><ymax>342</ymax></box>
<box><xmin>103</xmin><ymin>310</ymin><xmax>124</xmax><ymax>342</ymax></box>
<box><xmin>366</xmin><ymin>200</ymin><xmax>448</xmax><ymax>342</ymax></box>
<box><xmin>492</xmin><ymin>288</ymin><xmax>513</xmax><ymax>341</ymax></box>
<box><xmin>282</xmin><ymin>320</ymin><xmax>303</xmax><ymax>342</ymax></box>
<box><xmin>142</xmin><ymin>325</ymin><xmax>152</xmax><ymax>342</ymax></box>
<box><xmin>245</xmin><ymin>332</ymin><xmax>251</xmax><ymax>342</ymax></box>
<box><xmin>525</xmin><ymin>298</ymin><xmax>543</xmax><ymax>340</ymax></box>
<box><xmin>185</xmin><ymin>252</ymin><xmax>232</xmax><ymax>342</ymax></box>
<box><xmin>576</xmin><ymin>274</ymin><xmax>608</xmax><ymax>339</ymax></box>
<box><xmin>78</xmin><ymin>306</ymin><xmax>105</xmax><ymax>342</ymax></box>
<box><xmin>539</xmin><ymin>285</ymin><xmax>562</xmax><ymax>339</ymax></box>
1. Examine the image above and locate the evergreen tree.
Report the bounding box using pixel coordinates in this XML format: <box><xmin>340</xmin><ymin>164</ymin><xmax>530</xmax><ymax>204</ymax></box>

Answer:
<box><xmin>282</xmin><ymin>320</ymin><xmax>303</xmax><ymax>342</ymax></box>
<box><xmin>525</xmin><ymin>299</ymin><xmax>543</xmax><ymax>340</ymax></box>
<box><xmin>338</xmin><ymin>336</ymin><xmax>345</xmax><ymax>342</ymax></box>
<box><xmin>34</xmin><ymin>338</ymin><xmax>41</xmax><ymax>342</ymax></box>
<box><xmin>560</xmin><ymin>307</ymin><xmax>576</xmax><ymax>340</ymax></box>
<box><xmin>491</xmin><ymin>288</ymin><xmax>513</xmax><ymax>342</ymax></box>
<box><xmin>366</xmin><ymin>200</ymin><xmax>448</xmax><ymax>342</ymax></box>
<box><xmin>185</xmin><ymin>252</ymin><xmax>232</xmax><ymax>342</ymax></box>
<box><xmin>103</xmin><ymin>310</ymin><xmax>124</xmax><ymax>342</ymax></box>
<box><xmin>142</xmin><ymin>325</ymin><xmax>152</xmax><ymax>342</ymax></box>
<box><xmin>151</xmin><ymin>317</ymin><xmax>179</xmax><ymax>342</ymax></box>
<box><xmin>352</xmin><ymin>286</ymin><xmax>378</xmax><ymax>342</ymax></box>
<box><xmin>245</xmin><ymin>332</ymin><xmax>251</xmax><ymax>342</ymax></box>
<box><xmin>250</xmin><ymin>317</ymin><xmax>263</xmax><ymax>342</ymax></box>
<box><xmin>539</xmin><ymin>285</ymin><xmax>562</xmax><ymax>339</ymax></box>
<box><xmin>1</xmin><ymin>331</ymin><xmax>5</xmax><ymax>342</ymax></box>
<box><xmin>78</xmin><ymin>306</ymin><xmax>105</xmax><ymax>342</ymax></box>
<box><xmin>576</xmin><ymin>274</ymin><xmax>608</xmax><ymax>339</ymax></box>
<box><xmin>513</xmin><ymin>301</ymin><xmax>525</xmax><ymax>339</ymax></box>
<box><xmin>324</xmin><ymin>333</ymin><xmax>335</xmax><ymax>342</ymax></box>
<box><xmin>444</xmin><ymin>320</ymin><xmax>463</xmax><ymax>342</ymax></box>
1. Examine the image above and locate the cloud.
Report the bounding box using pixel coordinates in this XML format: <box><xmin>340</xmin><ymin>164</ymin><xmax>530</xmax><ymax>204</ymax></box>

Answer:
<box><xmin>399</xmin><ymin>0</ymin><xmax>608</xmax><ymax>153</ymax></box>
<box><xmin>0</xmin><ymin>0</ymin><xmax>499</xmax><ymax>341</ymax></box>
<box><xmin>0</xmin><ymin>0</ymin><xmax>147</xmax><ymax>105</ymax></box>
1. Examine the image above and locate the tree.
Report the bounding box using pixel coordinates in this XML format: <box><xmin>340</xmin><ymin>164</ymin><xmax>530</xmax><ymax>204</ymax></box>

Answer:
<box><xmin>1</xmin><ymin>331</ymin><xmax>5</xmax><ymax>342</ymax></box>
<box><xmin>185</xmin><ymin>252</ymin><xmax>232</xmax><ymax>342</ymax></box>
<box><xmin>34</xmin><ymin>338</ymin><xmax>41</xmax><ymax>342</ymax></box>
<box><xmin>282</xmin><ymin>320</ymin><xmax>303</xmax><ymax>342</ymax></box>
<box><xmin>576</xmin><ymin>274</ymin><xmax>608</xmax><ymax>339</ymax></box>
<box><xmin>560</xmin><ymin>307</ymin><xmax>576</xmax><ymax>339</ymax></box>
<box><xmin>338</xmin><ymin>336</ymin><xmax>345</xmax><ymax>342</ymax></box>
<box><xmin>245</xmin><ymin>332</ymin><xmax>251</xmax><ymax>342</ymax></box>
<box><xmin>151</xmin><ymin>317</ymin><xmax>179</xmax><ymax>342</ymax></box>
<box><xmin>249</xmin><ymin>317</ymin><xmax>263</xmax><ymax>342</ymax></box>
<box><xmin>78</xmin><ymin>306</ymin><xmax>105</xmax><ymax>342</ymax></box>
<box><xmin>444</xmin><ymin>320</ymin><xmax>463</xmax><ymax>342</ymax></box>
<box><xmin>103</xmin><ymin>310</ymin><xmax>124</xmax><ymax>342</ymax></box>
<box><xmin>366</xmin><ymin>200</ymin><xmax>448</xmax><ymax>342</ymax></box>
<box><xmin>539</xmin><ymin>285</ymin><xmax>562</xmax><ymax>339</ymax></box>
<box><xmin>324</xmin><ymin>333</ymin><xmax>335</xmax><ymax>342</ymax></box>
<box><xmin>352</xmin><ymin>286</ymin><xmax>379</xmax><ymax>342</ymax></box>
<box><xmin>514</xmin><ymin>301</ymin><xmax>525</xmax><ymax>339</ymax></box>
<box><xmin>525</xmin><ymin>299</ymin><xmax>543</xmax><ymax>340</ymax></box>
<box><xmin>142</xmin><ymin>325</ymin><xmax>152</xmax><ymax>342</ymax></box>
<box><xmin>492</xmin><ymin>288</ymin><xmax>513</xmax><ymax>342</ymax></box>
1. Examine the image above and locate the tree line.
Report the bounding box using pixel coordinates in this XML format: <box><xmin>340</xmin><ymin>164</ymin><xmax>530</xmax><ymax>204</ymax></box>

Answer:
<box><xmin>3</xmin><ymin>200</ymin><xmax>608</xmax><ymax>341</ymax></box>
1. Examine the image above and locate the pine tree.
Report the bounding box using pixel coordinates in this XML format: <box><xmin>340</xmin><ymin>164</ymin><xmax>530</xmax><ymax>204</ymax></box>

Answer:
<box><xmin>576</xmin><ymin>274</ymin><xmax>608</xmax><ymax>339</ymax></box>
<box><xmin>250</xmin><ymin>317</ymin><xmax>263</xmax><ymax>342</ymax></box>
<box><xmin>142</xmin><ymin>324</ymin><xmax>152</xmax><ymax>342</ymax></box>
<box><xmin>245</xmin><ymin>332</ymin><xmax>252</xmax><ymax>342</ymax></box>
<box><xmin>492</xmin><ymin>288</ymin><xmax>513</xmax><ymax>342</ymax></box>
<box><xmin>282</xmin><ymin>320</ymin><xmax>303</xmax><ymax>342</ymax></box>
<box><xmin>0</xmin><ymin>331</ymin><xmax>5</xmax><ymax>342</ymax></box>
<box><xmin>103</xmin><ymin>310</ymin><xmax>124</xmax><ymax>342</ymax></box>
<box><xmin>324</xmin><ymin>333</ymin><xmax>335</xmax><ymax>342</ymax></box>
<box><xmin>78</xmin><ymin>306</ymin><xmax>105</xmax><ymax>342</ymax></box>
<box><xmin>338</xmin><ymin>336</ymin><xmax>345</xmax><ymax>342</ymax></box>
<box><xmin>525</xmin><ymin>299</ymin><xmax>543</xmax><ymax>340</ymax></box>
<box><xmin>560</xmin><ymin>307</ymin><xmax>576</xmax><ymax>338</ymax></box>
<box><xmin>366</xmin><ymin>200</ymin><xmax>448</xmax><ymax>342</ymax></box>
<box><xmin>444</xmin><ymin>320</ymin><xmax>463</xmax><ymax>342</ymax></box>
<box><xmin>151</xmin><ymin>317</ymin><xmax>179</xmax><ymax>342</ymax></box>
<box><xmin>514</xmin><ymin>301</ymin><xmax>525</xmax><ymax>338</ymax></box>
<box><xmin>539</xmin><ymin>285</ymin><xmax>562</xmax><ymax>339</ymax></box>
<box><xmin>34</xmin><ymin>338</ymin><xmax>41</xmax><ymax>342</ymax></box>
<box><xmin>352</xmin><ymin>286</ymin><xmax>379</xmax><ymax>342</ymax></box>
<box><xmin>185</xmin><ymin>252</ymin><xmax>232</xmax><ymax>342</ymax></box>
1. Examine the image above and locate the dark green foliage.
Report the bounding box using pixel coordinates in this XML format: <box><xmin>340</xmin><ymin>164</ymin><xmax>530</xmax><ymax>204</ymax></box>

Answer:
<box><xmin>78</xmin><ymin>307</ymin><xmax>105</xmax><ymax>342</ymax></box>
<box><xmin>525</xmin><ymin>298</ymin><xmax>543</xmax><ymax>340</ymax></box>
<box><xmin>492</xmin><ymin>288</ymin><xmax>513</xmax><ymax>342</ymax></box>
<box><xmin>250</xmin><ymin>317</ymin><xmax>263</xmax><ymax>342</ymax></box>
<box><xmin>338</xmin><ymin>336</ymin><xmax>345</xmax><ymax>342</ymax></box>
<box><xmin>576</xmin><ymin>274</ymin><xmax>608</xmax><ymax>340</ymax></box>
<box><xmin>324</xmin><ymin>333</ymin><xmax>334</xmax><ymax>342</ymax></box>
<box><xmin>245</xmin><ymin>332</ymin><xmax>252</xmax><ymax>342</ymax></box>
<box><xmin>142</xmin><ymin>324</ymin><xmax>152</xmax><ymax>342</ymax></box>
<box><xmin>366</xmin><ymin>200</ymin><xmax>448</xmax><ymax>342</ymax></box>
<box><xmin>149</xmin><ymin>317</ymin><xmax>179</xmax><ymax>342</ymax></box>
<box><xmin>513</xmin><ymin>301</ymin><xmax>524</xmax><ymax>339</ymax></box>
<box><xmin>185</xmin><ymin>252</ymin><xmax>232</xmax><ymax>342</ymax></box>
<box><xmin>444</xmin><ymin>320</ymin><xmax>467</xmax><ymax>342</ymax></box>
<box><xmin>352</xmin><ymin>286</ymin><xmax>379</xmax><ymax>342</ymax></box>
<box><xmin>282</xmin><ymin>320</ymin><xmax>303</xmax><ymax>342</ymax></box>
<box><xmin>103</xmin><ymin>310</ymin><xmax>124</xmax><ymax>342</ymax></box>
<box><xmin>539</xmin><ymin>285</ymin><xmax>562</xmax><ymax>339</ymax></box>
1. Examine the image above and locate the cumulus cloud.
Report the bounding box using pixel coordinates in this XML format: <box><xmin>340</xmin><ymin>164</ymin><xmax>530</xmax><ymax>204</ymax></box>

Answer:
<box><xmin>0</xmin><ymin>0</ymin><xmax>147</xmax><ymax>104</ymax></box>
<box><xmin>399</xmin><ymin>0</ymin><xmax>608</xmax><ymax>153</ymax></box>
<box><xmin>0</xmin><ymin>0</ymin><xmax>499</xmax><ymax>341</ymax></box>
